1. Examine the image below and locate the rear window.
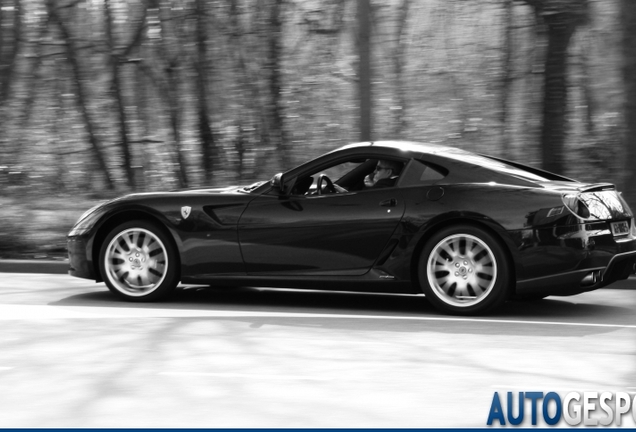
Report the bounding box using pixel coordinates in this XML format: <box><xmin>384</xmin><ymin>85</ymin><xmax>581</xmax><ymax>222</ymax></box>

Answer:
<box><xmin>452</xmin><ymin>153</ymin><xmax>550</xmax><ymax>182</ymax></box>
<box><xmin>399</xmin><ymin>159</ymin><xmax>447</xmax><ymax>186</ymax></box>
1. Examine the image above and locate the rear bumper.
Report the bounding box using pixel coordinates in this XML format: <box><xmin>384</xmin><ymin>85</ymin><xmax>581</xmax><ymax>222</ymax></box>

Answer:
<box><xmin>516</xmin><ymin>250</ymin><xmax>636</xmax><ymax>296</ymax></box>
<box><xmin>514</xmin><ymin>220</ymin><xmax>636</xmax><ymax>296</ymax></box>
<box><xmin>67</xmin><ymin>235</ymin><xmax>96</xmax><ymax>280</ymax></box>
<box><xmin>599</xmin><ymin>250</ymin><xmax>636</xmax><ymax>286</ymax></box>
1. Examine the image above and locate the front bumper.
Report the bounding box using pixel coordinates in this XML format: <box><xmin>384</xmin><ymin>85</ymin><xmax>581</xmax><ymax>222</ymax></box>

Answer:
<box><xmin>67</xmin><ymin>235</ymin><xmax>96</xmax><ymax>280</ymax></box>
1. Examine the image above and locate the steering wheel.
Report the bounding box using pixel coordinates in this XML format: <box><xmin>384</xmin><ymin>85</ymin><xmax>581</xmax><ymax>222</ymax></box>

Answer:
<box><xmin>316</xmin><ymin>174</ymin><xmax>337</xmax><ymax>195</ymax></box>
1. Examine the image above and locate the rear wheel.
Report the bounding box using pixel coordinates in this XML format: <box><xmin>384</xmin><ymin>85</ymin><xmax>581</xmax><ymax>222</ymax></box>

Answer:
<box><xmin>99</xmin><ymin>220</ymin><xmax>179</xmax><ymax>301</ymax></box>
<box><xmin>417</xmin><ymin>224</ymin><xmax>511</xmax><ymax>315</ymax></box>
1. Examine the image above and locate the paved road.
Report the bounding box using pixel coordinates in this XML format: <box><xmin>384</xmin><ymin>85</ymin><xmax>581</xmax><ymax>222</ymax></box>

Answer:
<box><xmin>0</xmin><ymin>273</ymin><xmax>634</xmax><ymax>427</ymax></box>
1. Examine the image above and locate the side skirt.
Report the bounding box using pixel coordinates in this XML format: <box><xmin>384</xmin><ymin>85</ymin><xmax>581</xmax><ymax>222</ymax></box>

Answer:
<box><xmin>180</xmin><ymin>275</ymin><xmax>417</xmax><ymax>294</ymax></box>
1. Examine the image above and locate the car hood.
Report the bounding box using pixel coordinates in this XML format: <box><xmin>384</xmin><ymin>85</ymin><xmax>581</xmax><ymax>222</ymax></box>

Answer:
<box><xmin>110</xmin><ymin>184</ymin><xmax>258</xmax><ymax>202</ymax></box>
<box><xmin>172</xmin><ymin>185</ymin><xmax>247</xmax><ymax>194</ymax></box>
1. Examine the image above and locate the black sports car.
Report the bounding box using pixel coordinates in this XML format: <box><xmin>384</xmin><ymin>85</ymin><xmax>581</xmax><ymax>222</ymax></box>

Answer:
<box><xmin>67</xmin><ymin>141</ymin><xmax>636</xmax><ymax>315</ymax></box>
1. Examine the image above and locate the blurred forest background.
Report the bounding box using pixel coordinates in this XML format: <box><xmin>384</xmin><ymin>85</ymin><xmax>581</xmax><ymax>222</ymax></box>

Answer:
<box><xmin>1</xmin><ymin>0</ymin><xmax>636</xmax><ymax>258</ymax></box>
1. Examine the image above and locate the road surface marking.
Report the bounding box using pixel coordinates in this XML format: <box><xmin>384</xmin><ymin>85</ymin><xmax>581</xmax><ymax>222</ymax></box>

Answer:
<box><xmin>0</xmin><ymin>303</ymin><xmax>634</xmax><ymax>329</ymax></box>
<box><xmin>0</xmin><ymin>367</ymin><xmax>14</xmax><ymax>371</ymax></box>
<box><xmin>492</xmin><ymin>385</ymin><xmax>635</xmax><ymax>392</ymax></box>
<box><xmin>158</xmin><ymin>371</ymin><xmax>333</xmax><ymax>381</ymax></box>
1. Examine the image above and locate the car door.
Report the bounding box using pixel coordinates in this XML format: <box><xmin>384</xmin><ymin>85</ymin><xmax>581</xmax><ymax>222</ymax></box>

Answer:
<box><xmin>238</xmin><ymin>187</ymin><xmax>405</xmax><ymax>276</ymax></box>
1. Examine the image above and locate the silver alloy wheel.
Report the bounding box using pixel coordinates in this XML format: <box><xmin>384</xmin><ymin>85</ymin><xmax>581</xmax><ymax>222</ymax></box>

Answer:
<box><xmin>103</xmin><ymin>227</ymin><xmax>168</xmax><ymax>297</ymax></box>
<box><xmin>426</xmin><ymin>233</ymin><xmax>497</xmax><ymax>307</ymax></box>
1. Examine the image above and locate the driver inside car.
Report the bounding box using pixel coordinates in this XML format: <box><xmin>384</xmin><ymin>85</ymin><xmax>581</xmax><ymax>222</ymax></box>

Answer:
<box><xmin>364</xmin><ymin>160</ymin><xmax>404</xmax><ymax>189</ymax></box>
<box><xmin>293</xmin><ymin>158</ymin><xmax>404</xmax><ymax>195</ymax></box>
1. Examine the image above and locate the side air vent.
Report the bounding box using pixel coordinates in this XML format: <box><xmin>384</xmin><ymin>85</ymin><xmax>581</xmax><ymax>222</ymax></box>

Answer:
<box><xmin>375</xmin><ymin>239</ymin><xmax>399</xmax><ymax>266</ymax></box>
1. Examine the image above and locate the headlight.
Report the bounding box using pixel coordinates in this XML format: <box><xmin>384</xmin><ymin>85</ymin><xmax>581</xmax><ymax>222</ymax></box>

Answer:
<box><xmin>68</xmin><ymin>203</ymin><xmax>106</xmax><ymax>236</ymax></box>
<box><xmin>77</xmin><ymin>203</ymin><xmax>104</xmax><ymax>222</ymax></box>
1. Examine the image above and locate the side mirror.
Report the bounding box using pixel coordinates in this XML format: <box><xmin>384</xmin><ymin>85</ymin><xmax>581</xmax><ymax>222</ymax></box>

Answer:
<box><xmin>270</xmin><ymin>173</ymin><xmax>285</xmax><ymax>193</ymax></box>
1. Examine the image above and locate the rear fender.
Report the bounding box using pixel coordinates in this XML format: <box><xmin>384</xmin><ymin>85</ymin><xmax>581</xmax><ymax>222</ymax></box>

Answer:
<box><xmin>406</xmin><ymin>212</ymin><xmax>525</xmax><ymax>284</ymax></box>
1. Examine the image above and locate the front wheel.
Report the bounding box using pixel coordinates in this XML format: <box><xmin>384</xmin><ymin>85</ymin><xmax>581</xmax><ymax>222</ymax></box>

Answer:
<box><xmin>99</xmin><ymin>220</ymin><xmax>179</xmax><ymax>301</ymax></box>
<box><xmin>417</xmin><ymin>225</ymin><xmax>511</xmax><ymax>315</ymax></box>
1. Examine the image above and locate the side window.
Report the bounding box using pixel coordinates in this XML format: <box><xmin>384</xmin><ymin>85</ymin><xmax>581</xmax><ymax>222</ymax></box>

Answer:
<box><xmin>316</xmin><ymin>161</ymin><xmax>363</xmax><ymax>182</ymax></box>
<box><xmin>289</xmin><ymin>158</ymin><xmax>409</xmax><ymax>195</ymax></box>
<box><xmin>399</xmin><ymin>159</ymin><xmax>447</xmax><ymax>187</ymax></box>
<box><xmin>290</xmin><ymin>159</ymin><xmax>368</xmax><ymax>195</ymax></box>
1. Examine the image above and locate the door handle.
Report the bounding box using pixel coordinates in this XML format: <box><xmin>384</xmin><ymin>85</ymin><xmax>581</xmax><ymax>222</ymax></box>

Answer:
<box><xmin>379</xmin><ymin>198</ymin><xmax>397</xmax><ymax>207</ymax></box>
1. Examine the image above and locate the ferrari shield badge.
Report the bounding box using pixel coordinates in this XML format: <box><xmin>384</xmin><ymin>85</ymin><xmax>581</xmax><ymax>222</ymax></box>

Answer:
<box><xmin>181</xmin><ymin>206</ymin><xmax>191</xmax><ymax>220</ymax></box>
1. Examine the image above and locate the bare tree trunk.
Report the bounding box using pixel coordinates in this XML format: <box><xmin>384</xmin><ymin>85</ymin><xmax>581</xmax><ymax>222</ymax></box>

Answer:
<box><xmin>18</xmin><ymin>24</ymin><xmax>48</xmax><ymax>127</ymax></box>
<box><xmin>620</xmin><ymin>0</ymin><xmax>636</xmax><ymax>211</ymax></box>
<box><xmin>195</xmin><ymin>0</ymin><xmax>216</xmax><ymax>185</ymax></box>
<box><xmin>540</xmin><ymin>12</ymin><xmax>575</xmax><ymax>175</ymax></box>
<box><xmin>48</xmin><ymin>0</ymin><xmax>114</xmax><ymax>190</ymax></box>
<box><xmin>105</xmin><ymin>0</ymin><xmax>134</xmax><ymax>189</ymax></box>
<box><xmin>136</xmin><ymin>54</ymin><xmax>151</xmax><ymax>190</ymax></box>
<box><xmin>579</xmin><ymin>33</ymin><xmax>595</xmax><ymax>135</ymax></box>
<box><xmin>229</xmin><ymin>0</ymin><xmax>247</xmax><ymax>180</ymax></box>
<box><xmin>357</xmin><ymin>0</ymin><xmax>372</xmax><ymax>142</ymax></box>
<box><xmin>229</xmin><ymin>0</ymin><xmax>267</xmax><ymax>180</ymax></box>
<box><xmin>440</xmin><ymin>1</ymin><xmax>469</xmax><ymax>134</ymax></box>
<box><xmin>157</xmin><ymin>1</ymin><xmax>188</xmax><ymax>188</ymax></box>
<box><xmin>393</xmin><ymin>0</ymin><xmax>409</xmax><ymax>138</ymax></box>
<box><xmin>134</xmin><ymin>57</ymin><xmax>187</xmax><ymax>187</ymax></box>
<box><xmin>0</xmin><ymin>2</ymin><xmax>3</xmax><ymax>73</ymax></box>
<box><xmin>268</xmin><ymin>0</ymin><xmax>290</xmax><ymax>170</ymax></box>
<box><xmin>0</xmin><ymin>0</ymin><xmax>21</xmax><ymax>104</ymax></box>
<box><xmin>0</xmin><ymin>0</ymin><xmax>24</xmax><ymax>166</ymax></box>
<box><xmin>53</xmin><ymin>59</ymin><xmax>66</xmax><ymax>192</ymax></box>
<box><xmin>0</xmin><ymin>0</ymin><xmax>21</xmax><ymax>167</ymax></box>
<box><xmin>11</xmin><ymin>21</ymin><xmax>49</xmax><ymax>167</ymax></box>
<box><xmin>500</xmin><ymin>0</ymin><xmax>514</xmax><ymax>159</ymax></box>
<box><xmin>523</xmin><ymin>0</ymin><xmax>588</xmax><ymax>174</ymax></box>
<box><xmin>235</xmin><ymin>126</ymin><xmax>246</xmax><ymax>180</ymax></box>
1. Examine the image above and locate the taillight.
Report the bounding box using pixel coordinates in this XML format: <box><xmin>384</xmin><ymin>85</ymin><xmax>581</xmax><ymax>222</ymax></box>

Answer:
<box><xmin>562</xmin><ymin>194</ymin><xmax>591</xmax><ymax>219</ymax></box>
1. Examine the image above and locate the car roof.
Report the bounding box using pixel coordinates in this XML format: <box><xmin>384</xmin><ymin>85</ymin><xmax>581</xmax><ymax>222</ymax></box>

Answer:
<box><xmin>336</xmin><ymin>140</ymin><xmax>574</xmax><ymax>185</ymax></box>
<box><xmin>339</xmin><ymin>140</ymin><xmax>489</xmax><ymax>161</ymax></box>
<box><xmin>338</xmin><ymin>140</ymin><xmax>457</xmax><ymax>155</ymax></box>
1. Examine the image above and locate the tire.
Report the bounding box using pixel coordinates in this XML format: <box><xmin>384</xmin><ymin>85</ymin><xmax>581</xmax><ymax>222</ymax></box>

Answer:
<box><xmin>99</xmin><ymin>220</ymin><xmax>179</xmax><ymax>301</ymax></box>
<box><xmin>417</xmin><ymin>224</ymin><xmax>511</xmax><ymax>315</ymax></box>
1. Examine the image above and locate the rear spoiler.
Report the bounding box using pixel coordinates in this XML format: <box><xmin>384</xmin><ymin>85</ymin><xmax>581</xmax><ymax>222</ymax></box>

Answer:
<box><xmin>577</xmin><ymin>183</ymin><xmax>615</xmax><ymax>193</ymax></box>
